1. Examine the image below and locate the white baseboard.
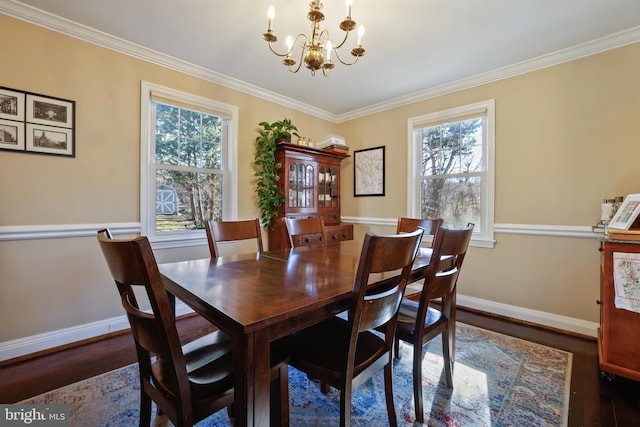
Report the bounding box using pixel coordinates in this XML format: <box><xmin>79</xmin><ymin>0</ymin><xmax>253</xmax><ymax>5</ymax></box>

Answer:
<box><xmin>0</xmin><ymin>297</ymin><xmax>596</xmax><ymax>363</ymax></box>
<box><xmin>457</xmin><ymin>294</ymin><xmax>598</xmax><ymax>338</ymax></box>
<box><xmin>0</xmin><ymin>302</ymin><xmax>194</xmax><ymax>363</ymax></box>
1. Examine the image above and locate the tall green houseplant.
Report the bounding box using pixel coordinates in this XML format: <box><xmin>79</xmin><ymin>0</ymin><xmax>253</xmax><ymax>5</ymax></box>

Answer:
<box><xmin>254</xmin><ymin>118</ymin><xmax>299</xmax><ymax>228</ymax></box>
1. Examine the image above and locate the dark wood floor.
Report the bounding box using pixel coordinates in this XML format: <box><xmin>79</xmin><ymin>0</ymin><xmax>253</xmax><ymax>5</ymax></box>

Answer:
<box><xmin>1</xmin><ymin>308</ymin><xmax>639</xmax><ymax>426</ymax></box>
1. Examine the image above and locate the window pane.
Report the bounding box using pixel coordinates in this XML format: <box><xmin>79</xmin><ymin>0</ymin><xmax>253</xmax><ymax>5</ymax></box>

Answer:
<box><xmin>155</xmin><ymin>169</ymin><xmax>223</xmax><ymax>231</ymax></box>
<box><xmin>180</xmin><ymin>109</ymin><xmax>201</xmax><ymax>140</ymax></box>
<box><xmin>155</xmin><ymin>103</ymin><xmax>223</xmax><ymax>169</ymax></box>
<box><xmin>156</xmin><ymin>132</ymin><xmax>178</xmax><ymax>164</ymax></box>
<box><xmin>420</xmin><ymin>176</ymin><xmax>481</xmax><ymax>229</ymax></box>
<box><xmin>201</xmin><ymin>141</ymin><xmax>221</xmax><ymax>169</ymax></box>
<box><xmin>420</xmin><ymin>118</ymin><xmax>483</xmax><ymax>176</ymax></box>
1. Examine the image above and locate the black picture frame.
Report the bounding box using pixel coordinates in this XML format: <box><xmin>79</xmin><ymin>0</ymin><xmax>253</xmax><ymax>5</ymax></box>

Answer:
<box><xmin>0</xmin><ymin>86</ymin><xmax>75</xmax><ymax>157</ymax></box>
<box><xmin>354</xmin><ymin>146</ymin><xmax>385</xmax><ymax>197</ymax></box>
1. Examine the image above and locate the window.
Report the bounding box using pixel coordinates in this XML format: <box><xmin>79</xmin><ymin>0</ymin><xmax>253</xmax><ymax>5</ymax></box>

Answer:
<box><xmin>408</xmin><ymin>99</ymin><xmax>495</xmax><ymax>247</ymax></box>
<box><xmin>141</xmin><ymin>81</ymin><xmax>237</xmax><ymax>247</ymax></box>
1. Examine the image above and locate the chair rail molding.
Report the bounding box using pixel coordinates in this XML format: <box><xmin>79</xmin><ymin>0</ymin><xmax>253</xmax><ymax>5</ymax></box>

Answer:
<box><xmin>0</xmin><ymin>223</ymin><xmax>141</xmax><ymax>241</ymax></box>
<box><xmin>341</xmin><ymin>217</ymin><xmax>600</xmax><ymax>239</ymax></box>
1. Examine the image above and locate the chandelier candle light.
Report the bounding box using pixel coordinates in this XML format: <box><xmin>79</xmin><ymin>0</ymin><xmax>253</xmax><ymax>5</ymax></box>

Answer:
<box><xmin>263</xmin><ymin>0</ymin><xmax>365</xmax><ymax>76</ymax></box>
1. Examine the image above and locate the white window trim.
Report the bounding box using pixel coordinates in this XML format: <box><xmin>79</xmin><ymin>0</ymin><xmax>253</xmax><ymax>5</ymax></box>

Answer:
<box><xmin>407</xmin><ymin>99</ymin><xmax>495</xmax><ymax>248</ymax></box>
<box><xmin>140</xmin><ymin>81</ymin><xmax>238</xmax><ymax>248</ymax></box>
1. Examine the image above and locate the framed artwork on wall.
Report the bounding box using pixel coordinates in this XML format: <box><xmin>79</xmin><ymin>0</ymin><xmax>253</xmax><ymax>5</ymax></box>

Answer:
<box><xmin>26</xmin><ymin>94</ymin><xmax>74</xmax><ymax>128</ymax></box>
<box><xmin>354</xmin><ymin>145</ymin><xmax>385</xmax><ymax>197</ymax></box>
<box><xmin>0</xmin><ymin>87</ymin><xmax>25</xmax><ymax>121</ymax></box>
<box><xmin>0</xmin><ymin>86</ymin><xmax>75</xmax><ymax>157</ymax></box>
<box><xmin>0</xmin><ymin>119</ymin><xmax>25</xmax><ymax>151</ymax></box>
<box><xmin>26</xmin><ymin>124</ymin><xmax>74</xmax><ymax>157</ymax></box>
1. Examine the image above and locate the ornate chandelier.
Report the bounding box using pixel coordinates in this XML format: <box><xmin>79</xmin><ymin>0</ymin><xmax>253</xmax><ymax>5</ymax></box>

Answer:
<box><xmin>262</xmin><ymin>0</ymin><xmax>365</xmax><ymax>76</ymax></box>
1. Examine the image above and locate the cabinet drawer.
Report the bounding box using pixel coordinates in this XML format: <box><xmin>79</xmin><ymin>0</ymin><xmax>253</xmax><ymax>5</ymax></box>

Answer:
<box><xmin>326</xmin><ymin>224</ymin><xmax>353</xmax><ymax>242</ymax></box>
<box><xmin>319</xmin><ymin>211</ymin><xmax>341</xmax><ymax>225</ymax></box>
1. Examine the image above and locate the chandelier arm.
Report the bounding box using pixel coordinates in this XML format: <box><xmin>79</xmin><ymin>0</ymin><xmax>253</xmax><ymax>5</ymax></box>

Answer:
<box><xmin>267</xmin><ymin>34</ymin><xmax>309</xmax><ymax>57</ymax></box>
<box><xmin>331</xmin><ymin>30</ymin><xmax>351</xmax><ymax>50</ymax></box>
<box><xmin>332</xmin><ymin>48</ymin><xmax>362</xmax><ymax>66</ymax></box>
<box><xmin>287</xmin><ymin>45</ymin><xmax>307</xmax><ymax>74</ymax></box>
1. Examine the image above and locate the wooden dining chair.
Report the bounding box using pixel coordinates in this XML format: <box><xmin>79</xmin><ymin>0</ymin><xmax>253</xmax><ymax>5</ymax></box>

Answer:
<box><xmin>97</xmin><ymin>229</ymin><xmax>290</xmax><ymax>427</ymax></box>
<box><xmin>393</xmin><ymin>223</ymin><xmax>474</xmax><ymax>423</ymax></box>
<box><xmin>205</xmin><ymin>218</ymin><xmax>263</xmax><ymax>257</ymax></box>
<box><xmin>285</xmin><ymin>229</ymin><xmax>424</xmax><ymax>427</ymax></box>
<box><xmin>396</xmin><ymin>217</ymin><xmax>443</xmax><ymax>300</ymax></box>
<box><xmin>283</xmin><ymin>216</ymin><xmax>327</xmax><ymax>248</ymax></box>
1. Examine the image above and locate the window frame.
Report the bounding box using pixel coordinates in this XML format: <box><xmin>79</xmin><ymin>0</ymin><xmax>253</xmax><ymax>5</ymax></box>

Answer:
<box><xmin>407</xmin><ymin>99</ymin><xmax>495</xmax><ymax>248</ymax></box>
<box><xmin>140</xmin><ymin>81</ymin><xmax>238</xmax><ymax>248</ymax></box>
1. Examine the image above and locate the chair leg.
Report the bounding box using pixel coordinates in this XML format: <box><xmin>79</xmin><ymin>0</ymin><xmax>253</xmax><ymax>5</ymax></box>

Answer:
<box><xmin>394</xmin><ymin>336</ymin><xmax>402</xmax><ymax>360</ymax></box>
<box><xmin>226</xmin><ymin>405</ymin><xmax>234</xmax><ymax>421</ymax></box>
<box><xmin>321</xmin><ymin>381</ymin><xmax>330</xmax><ymax>394</ymax></box>
<box><xmin>442</xmin><ymin>329</ymin><xmax>454</xmax><ymax>388</ymax></box>
<box><xmin>139</xmin><ymin>390</ymin><xmax>152</xmax><ymax>427</ymax></box>
<box><xmin>339</xmin><ymin>382</ymin><xmax>352</xmax><ymax>427</ymax></box>
<box><xmin>383</xmin><ymin>363</ymin><xmax>398</xmax><ymax>427</ymax></box>
<box><xmin>412</xmin><ymin>342</ymin><xmax>425</xmax><ymax>423</ymax></box>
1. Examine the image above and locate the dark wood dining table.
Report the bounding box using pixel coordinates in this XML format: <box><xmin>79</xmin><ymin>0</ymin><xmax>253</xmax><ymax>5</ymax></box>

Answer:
<box><xmin>159</xmin><ymin>240</ymin><xmax>433</xmax><ymax>427</ymax></box>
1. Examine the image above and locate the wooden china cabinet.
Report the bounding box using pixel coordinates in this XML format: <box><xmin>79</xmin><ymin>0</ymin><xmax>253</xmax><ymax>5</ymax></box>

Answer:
<box><xmin>267</xmin><ymin>142</ymin><xmax>353</xmax><ymax>250</ymax></box>
<box><xmin>598</xmin><ymin>238</ymin><xmax>640</xmax><ymax>382</ymax></box>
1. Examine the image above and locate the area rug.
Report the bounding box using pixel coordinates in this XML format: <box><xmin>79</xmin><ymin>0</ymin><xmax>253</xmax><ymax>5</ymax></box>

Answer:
<box><xmin>22</xmin><ymin>323</ymin><xmax>572</xmax><ymax>426</ymax></box>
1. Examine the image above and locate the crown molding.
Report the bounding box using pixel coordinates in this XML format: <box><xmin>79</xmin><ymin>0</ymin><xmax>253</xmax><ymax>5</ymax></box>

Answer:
<box><xmin>337</xmin><ymin>26</ymin><xmax>640</xmax><ymax>122</ymax></box>
<box><xmin>2</xmin><ymin>1</ymin><xmax>639</xmax><ymax>123</ymax></box>
<box><xmin>0</xmin><ymin>0</ymin><xmax>335</xmax><ymax>122</ymax></box>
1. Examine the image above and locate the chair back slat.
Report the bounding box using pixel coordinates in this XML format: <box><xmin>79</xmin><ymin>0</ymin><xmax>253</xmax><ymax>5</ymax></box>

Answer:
<box><xmin>396</xmin><ymin>217</ymin><xmax>443</xmax><ymax>240</ymax></box>
<box><xmin>205</xmin><ymin>219</ymin><xmax>263</xmax><ymax>257</ymax></box>
<box><xmin>121</xmin><ymin>291</ymin><xmax>170</xmax><ymax>356</ymax></box>
<box><xmin>422</xmin><ymin>268</ymin><xmax>459</xmax><ymax>300</ymax></box>
<box><xmin>360</xmin><ymin>284</ymin><xmax>406</xmax><ymax>332</ymax></box>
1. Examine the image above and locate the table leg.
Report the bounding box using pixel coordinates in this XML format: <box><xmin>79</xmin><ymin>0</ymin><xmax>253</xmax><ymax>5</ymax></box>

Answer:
<box><xmin>233</xmin><ymin>329</ymin><xmax>271</xmax><ymax>427</ymax></box>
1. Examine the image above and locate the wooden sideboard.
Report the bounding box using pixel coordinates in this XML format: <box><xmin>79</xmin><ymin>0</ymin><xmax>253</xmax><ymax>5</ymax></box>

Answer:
<box><xmin>598</xmin><ymin>239</ymin><xmax>640</xmax><ymax>382</ymax></box>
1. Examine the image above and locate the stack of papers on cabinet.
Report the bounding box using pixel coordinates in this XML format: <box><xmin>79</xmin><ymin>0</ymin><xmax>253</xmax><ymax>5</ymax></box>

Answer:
<box><xmin>317</xmin><ymin>134</ymin><xmax>347</xmax><ymax>149</ymax></box>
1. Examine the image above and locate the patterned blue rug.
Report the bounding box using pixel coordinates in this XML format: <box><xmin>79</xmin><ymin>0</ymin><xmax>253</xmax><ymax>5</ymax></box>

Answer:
<box><xmin>23</xmin><ymin>323</ymin><xmax>571</xmax><ymax>426</ymax></box>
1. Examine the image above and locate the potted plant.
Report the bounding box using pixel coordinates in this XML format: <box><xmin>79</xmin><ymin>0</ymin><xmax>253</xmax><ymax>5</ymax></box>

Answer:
<box><xmin>254</xmin><ymin>118</ymin><xmax>299</xmax><ymax>228</ymax></box>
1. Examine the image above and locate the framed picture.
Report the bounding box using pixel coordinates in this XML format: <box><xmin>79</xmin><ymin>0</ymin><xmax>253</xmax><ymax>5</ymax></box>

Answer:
<box><xmin>26</xmin><ymin>94</ymin><xmax>74</xmax><ymax>128</ymax></box>
<box><xmin>609</xmin><ymin>194</ymin><xmax>640</xmax><ymax>230</ymax></box>
<box><xmin>0</xmin><ymin>119</ymin><xmax>25</xmax><ymax>151</ymax></box>
<box><xmin>0</xmin><ymin>87</ymin><xmax>25</xmax><ymax>121</ymax></box>
<box><xmin>26</xmin><ymin>123</ymin><xmax>75</xmax><ymax>157</ymax></box>
<box><xmin>354</xmin><ymin>146</ymin><xmax>385</xmax><ymax>197</ymax></box>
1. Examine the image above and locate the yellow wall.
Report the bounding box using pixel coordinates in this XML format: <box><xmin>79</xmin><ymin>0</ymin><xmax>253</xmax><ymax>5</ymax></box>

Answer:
<box><xmin>0</xmin><ymin>15</ymin><xmax>334</xmax><ymax>342</ymax></box>
<box><xmin>339</xmin><ymin>43</ymin><xmax>640</xmax><ymax>324</ymax></box>
<box><xmin>2</xmin><ymin>13</ymin><xmax>639</xmax><ymax>349</ymax></box>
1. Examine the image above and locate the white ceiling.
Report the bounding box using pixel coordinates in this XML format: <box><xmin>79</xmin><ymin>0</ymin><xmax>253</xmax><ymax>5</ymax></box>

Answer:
<box><xmin>3</xmin><ymin>0</ymin><xmax>640</xmax><ymax>119</ymax></box>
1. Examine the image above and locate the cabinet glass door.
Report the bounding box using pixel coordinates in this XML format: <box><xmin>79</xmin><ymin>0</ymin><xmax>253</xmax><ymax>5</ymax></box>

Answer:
<box><xmin>318</xmin><ymin>166</ymin><xmax>338</xmax><ymax>208</ymax></box>
<box><xmin>288</xmin><ymin>162</ymin><xmax>315</xmax><ymax>208</ymax></box>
